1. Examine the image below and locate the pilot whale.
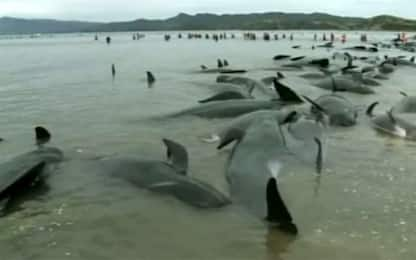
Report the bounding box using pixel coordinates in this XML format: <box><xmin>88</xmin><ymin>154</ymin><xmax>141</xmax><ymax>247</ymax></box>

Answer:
<box><xmin>367</xmin><ymin>102</ymin><xmax>416</xmax><ymax>139</ymax></box>
<box><xmin>98</xmin><ymin>139</ymin><xmax>230</xmax><ymax>208</ymax></box>
<box><xmin>217</xmin><ymin>113</ymin><xmax>323</xmax><ymax>234</ymax></box>
<box><xmin>0</xmin><ymin>127</ymin><xmax>63</xmax><ymax>213</ymax></box>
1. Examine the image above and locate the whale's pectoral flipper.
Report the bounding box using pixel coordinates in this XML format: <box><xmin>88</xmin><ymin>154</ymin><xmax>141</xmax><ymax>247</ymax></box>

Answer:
<box><xmin>302</xmin><ymin>96</ymin><xmax>325</xmax><ymax>113</ymax></box>
<box><xmin>162</xmin><ymin>139</ymin><xmax>189</xmax><ymax>175</ymax></box>
<box><xmin>279</xmin><ymin>111</ymin><xmax>300</xmax><ymax>148</ymax></box>
<box><xmin>366</xmin><ymin>102</ymin><xmax>379</xmax><ymax>117</ymax></box>
<box><xmin>266</xmin><ymin>178</ymin><xmax>298</xmax><ymax>235</ymax></box>
<box><xmin>272</xmin><ymin>78</ymin><xmax>303</xmax><ymax>103</ymax></box>
<box><xmin>35</xmin><ymin>126</ymin><xmax>51</xmax><ymax>146</ymax></box>
<box><xmin>387</xmin><ymin>109</ymin><xmax>397</xmax><ymax>124</ymax></box>
<box><xmin>281</xmin><ymin>111</ymin><xmax>299</xmax><ymax>125</ymax></box>
<box><xmin>0</xmin><ymin>197</ymin><xmax>10</xmax><ymax>215</ymax></box>
<box><xmin>217</xmin><ymin>128</ymin><xmax>244</xmax><ymax>150</ymax></box>
<box><xmin>400</xmin><ymin>91</ymin><xmax>408</xmax><ymax>97</ymax></box>
<box><xmin>314</xmin><ymin>137</ymin><xmax>323</xmax><ymax>175</ymax></box>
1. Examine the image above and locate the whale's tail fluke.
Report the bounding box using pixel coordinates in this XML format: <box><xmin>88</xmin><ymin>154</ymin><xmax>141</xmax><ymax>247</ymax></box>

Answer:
<box><xmin>266</xmin><ymin>178</ymin><xmax>298</xmax><ymax>235</ymax></box>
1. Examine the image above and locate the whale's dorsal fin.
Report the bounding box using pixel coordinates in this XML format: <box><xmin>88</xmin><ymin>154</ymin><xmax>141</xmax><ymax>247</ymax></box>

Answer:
<box><xmin>147</xmin><ymin>71</ymin><xmax>156</xmax><ymax>85</ymax></box>
<box><xmin>314</xmin><ymin>138</ymin><xmax>323</xmax><ymax>174</ymax></box>
<box><xmin>200</xmin><ymin>65</ymin><xmax>208</xmax><ymax>70</ymax></box>
<box><xmin>272</xmin><ymin>78</ymin><xmax>303</xmax><ymax>103</ymax></box>
<box><xmin>35</xmin><ymin>126</ymin><xmax>51</xmax><ymax>147</ymax></box>
<box><xmin>266</xmin><ymin>178</ymin><xmax>298</xmax><ymax>235</ymax></box>
<box><xmin>217</xmin><ymin>59</ymin><xmax>223</xmax><ymax>68</ymax></box>
<box><xmin>217</xmin><ymin>128</ymin><xmax>244</xmax><ymax>150</ymax></box>
<box><xmin>162</xmin><ymin>139</ymin><xmax>188</xmax><ymax>175</ymax></box>
<box><xmin>366</xmin><ymin>102</ymin><xmax>379</xmax><ymax>117</ymax></box>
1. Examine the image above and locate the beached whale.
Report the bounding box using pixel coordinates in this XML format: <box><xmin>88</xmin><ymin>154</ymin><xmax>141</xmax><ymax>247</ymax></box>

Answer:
<box><xmin>0</xmin><ymin>127</ymin><xmax>63</xmax><ymax>213</ymax></box>
<box><xmin>97</xmin><ymin>139</ymin><xmax>230</xmax><ymax>208</ymax></box>
<box><xmin>367</xmin><ymin>102</ymin><xmax>416</xmax><ymax>139</ymax></box>
<box><xmin>303</xmin><ymin>94</ymin><xmax>358</xmax><ymax>127</ymax></box>
<box><xmin>313</xmin><ymin>76</ymin><xmax>375</xmax><ymax>94</ymax></box>
<box><xmin>217</xmin><ymin>113</ymin><xmax>323</xmax><ymax>234</ymax></box>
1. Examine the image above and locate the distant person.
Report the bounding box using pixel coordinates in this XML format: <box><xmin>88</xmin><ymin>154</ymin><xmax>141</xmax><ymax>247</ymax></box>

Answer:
<box><xmin>282</xmin><ymin>34</ymin><xmax>286</xmax><ymax>39</ymax></box>
<box><xmin>330</xmin><ymin>33</ymin><xmax>335</xmax><ymax>42</ymax></box>
<box><xmin>341</xmin><ymin>34</ymin><xmax>346</xmax><ymax>43</ymax></box>
<box><xmin>94</xmin><ymin>34</ymin><xmax>98</xmax><ymax>41</ymax></box>
<box><xmin>314</xmin><ymin>33</ymin><xmax>317</xmax><ymax>41</ymax></box>
<box><xmin>106</xmin><ymin>36</ymin><xmax>111</xmax><ymax>44</ymax></box>
<box><xmin>111</xmin><ymin>64</ymin><xmax>116</xmax><ymax>81</ymax></box>
<box><xmin>323</xmin><ymin>33</ymin><xmax>327</xmax><ymax>41</ymax></box>
<box><xmin>289</xmin><ymin>34</ymin><xmax>293</xmax><ymax>41</ymax></box>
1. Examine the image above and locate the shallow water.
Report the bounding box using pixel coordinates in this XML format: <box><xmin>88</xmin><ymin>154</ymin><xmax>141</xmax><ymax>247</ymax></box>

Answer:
<box><xmin>0</xmin><ymin>31</ymin><xmax>416</xmax><ymax>260</ymax></box>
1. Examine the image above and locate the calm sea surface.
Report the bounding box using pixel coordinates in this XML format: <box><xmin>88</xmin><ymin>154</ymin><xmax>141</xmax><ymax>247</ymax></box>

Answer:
<box><xmin>0</xmin><ymin>31</ymin><xmax>416</xmax><ymax>260</ymax></box>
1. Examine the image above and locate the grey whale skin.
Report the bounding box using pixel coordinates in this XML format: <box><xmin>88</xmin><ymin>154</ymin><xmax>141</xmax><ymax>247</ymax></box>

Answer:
<box><xmin>97</xmin><ymin>139</ymin><xmax>230</xmax><ymax>208</ymax></box>
<box><xmin>0</xmin><ymin>127</ymin><xmax>63</xmax><ymax>212</ymax></box>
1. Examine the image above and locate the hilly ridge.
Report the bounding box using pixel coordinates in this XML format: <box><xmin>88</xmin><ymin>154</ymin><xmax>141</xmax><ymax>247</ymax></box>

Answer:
<box><xmin>1</xmin><ymin>12</ymin><xmax>416</xmax><ymax>34</ymax></box>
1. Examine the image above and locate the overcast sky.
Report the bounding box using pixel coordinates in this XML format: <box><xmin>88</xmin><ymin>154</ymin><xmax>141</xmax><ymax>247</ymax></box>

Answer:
<box><xmin>0</xmin><ymin>0</ymin><xmax>414</xmax><ymax>22</ymax></box>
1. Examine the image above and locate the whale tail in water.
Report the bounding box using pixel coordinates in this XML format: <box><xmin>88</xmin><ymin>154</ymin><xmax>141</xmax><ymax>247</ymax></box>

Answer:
<box><xmin>147</xmin><ymin>71</ymin><xmax>156</xmax><ymax>85</ymax></box>
<box><xmin>35</xmin><ymin>126</ymin><xmax>51</xmax><ymax>147</ymax></box>
<box><xmin>272</xmin><ymin>78</ymin><xmax>303</xmax><ymax>103</ymax></box>
<box><xmin>266</xmin><ymin>178</ymin><xmax>298</xmax><ymax>235</ymax></box>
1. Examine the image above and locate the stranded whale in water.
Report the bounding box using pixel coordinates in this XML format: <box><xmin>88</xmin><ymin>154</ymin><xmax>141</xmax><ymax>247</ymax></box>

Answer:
<box><xmin>217</xmin><ymin>112</ymin><xmax>323</xmax><ymax>234</ymax></box>
<box><xmin>97</xmin><ymin>139</ymin><xmax>230</xmax><ymax>208</ymax></box>
<box><xmin>366</xmin><ymin>102</ymin><xmax>416</xmax><ymax>140</ymax></box>
<box><xmin>0</xmin><ymin>127</ymin><xmax>63</xmax><ymax>214</ymax></box>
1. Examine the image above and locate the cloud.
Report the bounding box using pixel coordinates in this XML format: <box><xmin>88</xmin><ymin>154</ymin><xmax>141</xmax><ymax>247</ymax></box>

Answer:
<box><xmin>0</xmin><ymin>0</ymin><xmax>414</xmax><ymax>22</ymax></box>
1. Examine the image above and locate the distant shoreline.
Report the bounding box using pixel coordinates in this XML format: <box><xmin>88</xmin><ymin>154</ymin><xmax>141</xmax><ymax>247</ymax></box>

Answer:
<box><xmin>1</xmin><ymin>12</ymin><xmax>416</xmax><ymax>34</ymax></box>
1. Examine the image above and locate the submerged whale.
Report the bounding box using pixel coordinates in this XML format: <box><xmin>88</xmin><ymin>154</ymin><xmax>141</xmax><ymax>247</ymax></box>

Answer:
<box><xmin>392</xmin><ymin>93</ymin><xmax>416</xmax><ymax>114</ymax></box>
<box><xmin>0</xmin><ymin>127</ymin><xmax>63</xmax><ymax>213</ymax></box>
<box><xmin>98</xmin><ymin>139</ymin><xmax>230</xmax><ymax>208</ymax></box>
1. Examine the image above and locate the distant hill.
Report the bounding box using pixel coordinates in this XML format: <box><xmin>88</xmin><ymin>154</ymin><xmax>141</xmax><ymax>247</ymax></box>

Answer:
<box><xmin>1</xmin><ymin>12</ymin><xmax>416</xmax><ymax>34</ymax></box>
<box><xmin>0</xmin><ymin>17</ymin><xmax>100</xmax><ymax>34</ymax></box>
